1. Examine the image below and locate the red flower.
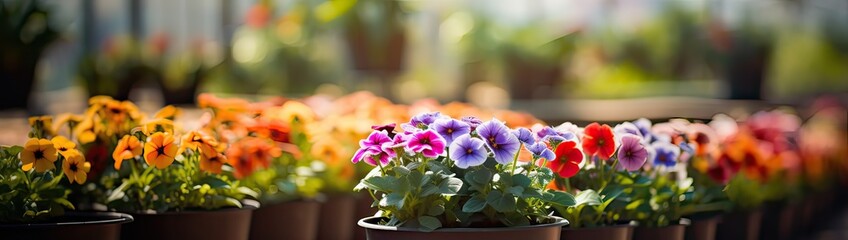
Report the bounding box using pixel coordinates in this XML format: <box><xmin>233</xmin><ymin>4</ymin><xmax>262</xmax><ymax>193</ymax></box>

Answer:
<box><xmin>548</xmin><ymin>140</ymin><xmax>584</xmax><ymax>178</ymax></box>
<box><xmin>582</xmin><ymin>123</ymin><xmax>616</xmax><ymax>160</ymax></box>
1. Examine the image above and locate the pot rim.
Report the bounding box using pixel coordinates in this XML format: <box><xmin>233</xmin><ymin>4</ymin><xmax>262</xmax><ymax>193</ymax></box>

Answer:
<box><xmin>358</xmin><ymin>216</ymin><xmax>569</xmax><ymax>233</ymax></box>
<box><xmin>0</xmin><ymin>211</ymin><xmax>133</xmax><ymax>228</ymax></box>
<box><xmin>635</xmin><ymin>218</ymin><xmax>692</xmax><ymax>229</ymax></box>
<box><xmin>126</xmin><ymin>200</ymin><xmax>259</xmax><ymax>216</ymax></box>
<box><xmin>562</xmin><ymin>221</ymin><xmax>638</xmax><ymax>230</ymax></box>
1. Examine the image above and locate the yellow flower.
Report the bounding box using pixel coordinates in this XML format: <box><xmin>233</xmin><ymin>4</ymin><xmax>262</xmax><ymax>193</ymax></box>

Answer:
<box><xmin>21</xmin><ymin>138</ymin><xmax>58</xmax><ymax>172</ymax></box>
<box><xmin>28</xmin><ymin>116</ymin><xmax>54</xmax><ymax>137</ymax></box>
<box><xmin>143</xmin><ymin>132</ymin><xmax>178</xmax><ymax>169</ymax></box>
<box><xmin>51</xmin><ymin>136</ymin><xmax>77</xmax><ymax>158</ymax></box>
<box><xmin>53</xmin><ymin>113</ymin><xmax>83</xmax><ymax>134</ymax></box>
<box><xmin>263</xmin><ymin>100</ymin><xmax>315</xmax><ymax>125</ymax></box>
<box><xmin>311</xmin><ymin>137</ymin><xmax>347</xmax><ymax>166</ymax></box>
<box><xmin>62</xmin><ymin>150</ymin><xmax>91</xmax><ymax>184</ymax></box>
<box><xmin>154</xmin><ymin>105</ymin><xmax>180</xmax><ymax>120</ymax></box>
<box><xmin>113</xmin><ymin>135</ymin><xmax>142</xmax><ymax>170</ymax></box>
<box><xmin>74</xmin><ymin>117</ymin><xmax>99</xmax><ymax>144</ymax></box>
<box><xmin>88</xmin><ymin>95</ymin><xmax>115</xmax><ymax>107</ymax></box>
<box><xmin>199</xmin><ymin>152</ymin><xmax>226</xmax><ymax>174</ymax></box>
<box><xmin>141</xmin><ymin>119</ymin><xmax>175</xmax><ymax>136</ymax></box>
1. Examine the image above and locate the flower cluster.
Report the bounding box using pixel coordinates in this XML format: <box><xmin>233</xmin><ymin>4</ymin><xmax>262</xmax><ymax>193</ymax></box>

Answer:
<box><xmin>353</xmin><ymin>112</ymin><xmax>573</xmax><ymax>230</ymax></box>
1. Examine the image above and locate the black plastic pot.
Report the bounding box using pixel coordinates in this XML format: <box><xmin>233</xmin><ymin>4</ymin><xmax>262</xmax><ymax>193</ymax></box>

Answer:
<box><xmin>715</xmin><ymin>210</ymin><xmax>762</xmax><ymax>240</ymax></box>
<box><xmin>0</xmin><ymin>211</ymin><xmax>133</xmax><ymax>240</ymax></box>
<box><xmin>250</xmin><ymin>200</ymin><xmax>321</xmax><ymax>240</ymax></box>
<box><xmin>560</xmin><ymin>223</ymin><xmax>635</xmax><ymax>240</ymax></box>
<box><xmin>121</xmin><ymin>207</ymin><xmax>254</xmax><ymax>240</ymax></box>
<box><xmin>685</xmin><ymin>214</ymin><xmax>722</xmax><ymax>240</ymax></box>
<box><xmin>633</xmin><ymin>219</ymin><xmax>690</xmax><ymax>240</ymax></box>
<box><xmin>358</xmin><ymin>216</ymin><xmax>569</xmax><ymax>240</ymax></box>
<box><xmin>317</xmin><ymin>194</ymin><xmax>357</xmax><ymax>240</ymax></box>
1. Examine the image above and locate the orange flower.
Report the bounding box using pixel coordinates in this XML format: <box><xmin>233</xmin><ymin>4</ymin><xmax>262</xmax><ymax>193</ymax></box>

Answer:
<box><xmin>51</xmin><ymin>136</ymin><xmax>77</xmax><ymax>158</ymax></box>
<box><xmin>113</xmin><ymin>135</ymin><xmax>142</xmax><ymax>170</ymax></box>
<box><xmin>200</xmin><ymin>152</ymin><xmax>226</xmax><ymax>174</ymax></box>
<box><xmin>311</xmin><ymin>137</ymin><xmax>347</xmax><ymax>166</ymax></box>
<box><xmin>74</xmin><ymin>117</ymin><xmax>99</xmax><ymax>144</ymax></box>
<box><xmin>53</xmin><ymin>113</ymin><xmax>83</xmax><ymax>135</ymax></box>
<box><xmin>143</xmin><ymin>132</ymin><xmax>178</xmax><ymax>169</ymax></box>
<box><xmin>21</xmin><ymin>138</ymin><xmax>58</xmax><ymax>172</ymax></box>
<box><xmin>226</xmin><ymin>137</ymin><xmax>281</xmax><ymax>178</ymax></box>
<box><xmin>154</xmin><ymin>105</ymin><xmax>180</xmax><ymax>120</ymax></box>
<box><xmin>181</xmin><ymin>131</ymin><xmax>219</xmax><ymax>157</ymax></box>
<box><xmin>28</xmin><ymin>116</ymin><xmax>54</xmax><ymax>137</ymax></box>
<box><xmin>62</xmin><ymin>150</ymin><xmax>91</xmax><ymax>184</ymax></box>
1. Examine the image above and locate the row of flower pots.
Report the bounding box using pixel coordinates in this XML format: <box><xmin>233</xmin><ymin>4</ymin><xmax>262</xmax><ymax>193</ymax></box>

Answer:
<box><xmin>1</xmin><ymin>93</ymin><xmax>846</xmax><ymax>240</ymax></box>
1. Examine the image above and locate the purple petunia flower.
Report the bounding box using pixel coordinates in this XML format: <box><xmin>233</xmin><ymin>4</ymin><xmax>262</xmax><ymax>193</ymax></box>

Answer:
<box><xmin>409</xmin><ymin>112</ymin><xmax>442</xmax><ymax>128</ymax></box>
<box><xmin>617</xmin><ymin>135</ymin><xmax>648</xmax><ymax>171</ymax></box>
<box><xmin>405</xmin><ymin>129</ymin><xmax>447</xmax><ymax>158</ymax></box>
<box><xmin>651</xmin><ymin>141</ymin><xmax>680</xmax><ymax>167</ymax></box>
<box><xmin>461</xmin><ymin>116</ymin><xmax>483</xmax><ymax>130</ymax></box>
<box><xmin>634</xmin><ymin>118</ymin><xmax>653</xmax><ymax>142</ymax></box>
<box><xmin>535</xmin><ymin>126</ymin><xmax>574</xmax><ymax>144</ymax></box>
<box><xmin>352</xmin><ymin>130</ymin><xmax>393</xmax><ymax>166</ymax></box>
<box><xmin>430</xmin><ymin>118</ymin><xmax>471</xmax><ymax>145</ymax></box>
<box><xmin>512</xmin><ymin>127</ymin><xmax>535</xmax><ymax>145</ymax></box>
<box><xmin>449</xmin><ymin>135</ymin><xmax>488</xmax><ymax>168</ymax></box>
<box><xmin>476</xmin><ymin>119</ymin><xmax>521</xmax><ymax>165</ymax></box>
<box><xmin>526</xmin><ymin>142</ymin><xmax>556</xmax><ymax>161</ymax></box>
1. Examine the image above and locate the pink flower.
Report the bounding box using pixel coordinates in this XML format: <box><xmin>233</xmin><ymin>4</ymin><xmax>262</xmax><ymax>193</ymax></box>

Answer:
<box><xmin>405</xmin><ymin>130</ymin><xmax>447</xmax><ymax>158</ymax></box>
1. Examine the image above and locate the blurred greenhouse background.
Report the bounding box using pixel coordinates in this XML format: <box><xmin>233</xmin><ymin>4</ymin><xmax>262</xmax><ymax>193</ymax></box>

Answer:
<box><xmin>2</xmin><ymin>0</ymin><xmax>848</xmax><ymax>118</ymax></box>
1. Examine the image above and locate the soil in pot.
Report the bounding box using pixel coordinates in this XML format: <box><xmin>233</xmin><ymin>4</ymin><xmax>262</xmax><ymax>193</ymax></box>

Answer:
<box><xmin>633</xmin><ymin>219</ymin><xmax>690</xmax><ymax>240</ymax></box>
<box><xmin>317</xmin><ymin>194</ymin><xmax>357</xmax><ymax>240</ymax></box>
<box><xmin>0</xmin><ymin>211</ymin><xmax>133</xmax><ymax>240</ymax></box>
<box><xmin>358</xmin><ymin>216</ymin><xmax>569</xmax><ymax>240</ymax></box>
<box><xmin>685</xmin><ymin>214</ymin><xmax>722</xmax><ymax>240</ymax></box>
<box><xmin>250</xmin><ymin>199</ymin><xmax>321</xmax><ymax>240</ymax></box>
<box><xmin>715</xmin><ymin>210</ymin><xmax>763</xmax><ymax>240</ymax></box>
<box><xmin>560</xmin><ymin>223</ymin><xmax>635</xmax><ymax>240</ymax></box>
<box><xmin>121</xmin><ymin>207</ymin><xmax>253</xmax><ymax>240</ymax></box>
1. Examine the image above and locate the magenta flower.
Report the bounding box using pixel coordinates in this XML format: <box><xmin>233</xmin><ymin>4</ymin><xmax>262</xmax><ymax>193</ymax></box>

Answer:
<box><xmin>477</xmin><ymin>119</ymin><xmax>520</xmax><ymax>164</ymax></box>
<box><xmin>449</xmin><ymin>135</ymin><xmax>488</xmax><ymax>168</ymax></box>
<box><xmin>430</xmin><ymin>118</ymin><xmax>471</xmax><ymax>145</ymax></box>
<box><xmin>512</xmin><ymin>127</ymin><xmax>535</xmax><ymax>145</ymax></box>
<box><xmin>405</xmin><ymin>129</ymin><xmax>447</xmax><ymax>158</ymax></box>
<box><xmin>381</xmin><ymin>132</ymin><xmax>411</xmax><ymax>157</ymax></box>
<box><xmin>372</xmin><ymin>123</ymin><xmax>398</xmax><ymax>138</ymax></box>
<box><xmin>352</xmin><ymin>130</ymin><xmax>393</xmax><ymax>166</ymax></box>
<box><xmin>617</xmin><ymin>135</ymin><xmax>648</xmax><ymax>171</ymax></box>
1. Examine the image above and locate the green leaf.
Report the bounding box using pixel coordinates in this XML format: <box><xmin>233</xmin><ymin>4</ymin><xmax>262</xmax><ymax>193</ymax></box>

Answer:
<box><xmin>486</xmin><ymin>190</ymin><xmax>517</xmax><ymax>212</ymax></box>
<box><xmin>418</xmin><ymin>216</ymin><xmax>442</xmax><ymax>232</ymax></box>
<box><xmin>354</xmin><ymin>167</ymin><xmax>384</xmax><ymax>191</ymax></box>
<box><xmin>511</xmin><ymin>174</ymin><xmax>531</xmax><ymax>188</ymax></box>
<box><xmin>200</xmin><ymin>176</ymin><xmax>230</xmax><ymax>189</ymax></box>
<box><xmin>506</xmin><ymin>186</ymin><xmax>524</xmax><ymax>197</ymax></box>
<box><xmin>545</xmin><ymin>190</ymin><xmax>576</xmax><ymax>206</ymax></box>
<box><xmin>361</xmin><ymin>176</ymin><xmax>398</xmax><ymax>193</ymax></box>
<box><xmin>394</xmin><ymin>165</ymin><xmax>411</xmax><ymax>176</ymax></box>
<box><xmin>4</xmin><ymin>146</ymin><xmax>23</xmax><ymax>156</ymax></box>
<box><xmin>384</xmin><ymin>192</ymin><xmax>405</xmax><ymax>209</ymax></box>
<box><xmin>575</xmin><ymin>189</ymin><xmax>602</xmax><ymax>206</ymax></box>
<box><xmin>420</xmin><ymin>185</ymin><xmax>439</xmax><ymax>197</ymax></box>
<box><xmin>600</xmin><ymin>185</ymin><xmax>624</xmax><ymax>202</ymax></box>
<box><xmin>427</xmin><ymin>204</ymin><xmax>445</xmax><ymax>216</ymax></box>
<box><xmin>462</xmin><ymin>195</ymin><xmax>487</xmax><ymax>212</ymax></box>
<box><xmin>224</xmin><ymin>197</ymin><xmax>244</xmax><ymax>208</ymax></box>
<box><xmin>438</xmin><ymin>177</ymin><xmax>462</xmax><ymax>195</ymax></box>
<box><xmin>465</xmin><ymin>168</ymin><xmax>492</xmax><ymax>189</ymax></box>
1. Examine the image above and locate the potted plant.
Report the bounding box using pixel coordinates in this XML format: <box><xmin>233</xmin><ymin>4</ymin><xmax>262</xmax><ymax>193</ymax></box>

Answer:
<box><xmin>0</xmin><ymin>117</ymin><xmax>133</xmax><ymax>239</ymax></box>
<box><xmin>198</xmin><ymin>94</ymin><xmax>323</xmax><ymax>240</ymax></box>
<box><xmin>547</xmin><ymin>121</ymin><xmax>654</xmax><ymax>240</ymax></box>
<box><xmin>678</xmin><ymin>121</ymin><xmax>730</xmax><ymax>240</ymax></box>
<box><xmin>354</xmin><ymin>113</ymin><xmax>572</xmax><ymax>240</ymax></box>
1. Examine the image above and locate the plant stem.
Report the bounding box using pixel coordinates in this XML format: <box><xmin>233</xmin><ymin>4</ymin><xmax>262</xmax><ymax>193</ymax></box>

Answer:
<box><xmin>564</xmin><ymin>177</ymin><xmax>572</xmax><ymax>192</ymax></box>
<box><xmin>511</xmin><ymin>144</ymin><xmax>522</xmax><ymax>174</ymax></box>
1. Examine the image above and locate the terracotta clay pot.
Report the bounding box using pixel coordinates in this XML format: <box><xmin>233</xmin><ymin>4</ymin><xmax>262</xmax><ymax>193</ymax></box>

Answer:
<box><xmin>633</xmin><ymin>219</ymin><xmax>690</xmax><ymax>240</ymax></box>
<box><xmin>250</xmin><ymin>200</ymin><xmax>321</xmax><ymax>240</ymax></box>
<box><xmin>715</xmin><ymin>210</ymin><xmax>762</xmax><ymax>240</ymax></box>
<box><xmin>121</xmin><ymin>207</ymin><xmax>253</xmax><ymax>240</ymax></box>
<box><xmin>685</xmin><ymin>214</ymin><xmax>722</xmax><ymax>240</ymax></box>
<box><xmin>560</xmin><ymin>223</ymin><xmax>635</xmax><ymax>240</ymax></box>
<box><xmin>317</xmin><ymin>194</ymin><xmax>357</xmax><ymax>240</ymax></box>
<box><xmin>358</xmin><ymin>216</ymin><xmax>569</xmax><ymax>240</ymax></box>
<box><xmin>0</xmin><ymin>211</ymin><xmax>133</xmax><ymax>240</ymax></box>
